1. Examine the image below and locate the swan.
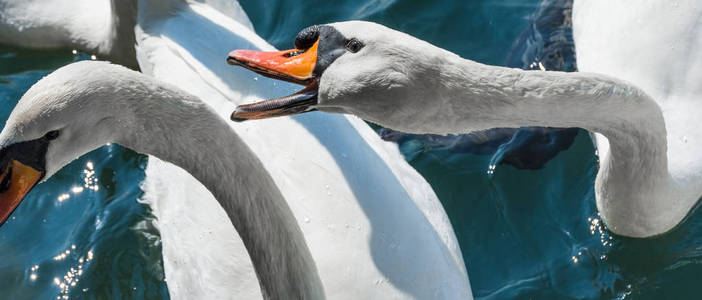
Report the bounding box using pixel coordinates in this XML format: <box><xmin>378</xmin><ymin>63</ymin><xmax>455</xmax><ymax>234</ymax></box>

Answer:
<box><xmin>0</xmin><ymin>0</ymin><xmax>472</xmax><ymax>298</ymax></box>
<box><xmin>0</xmin><ymin>0</ymin><xmax>139</xmax><ymax>68</ymax></box>
<box><xmin>0</xmin><ymin>0</ymin><xmax>252</xmax><ymax>68</ymax></box>
<box><xmin>134</xmin><ymin>1</ymin><xmax>471</xmax><ymax>298</ymax></box>
<box><xmin>227</xmin><ymin>3</ymin><xmax>701</xmax><ymax>238</ymax></box>
<box><xmin>0</xmin><ymin>60</ymin><xmax>324</xmax><ymax>298</ymax></box>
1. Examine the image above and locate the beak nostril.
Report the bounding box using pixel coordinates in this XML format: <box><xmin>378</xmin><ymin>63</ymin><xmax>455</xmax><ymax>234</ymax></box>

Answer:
<box><xmin>285</xmin><ymin>51</ymin><xmax>304</xmax><ymax>58</ymax></box>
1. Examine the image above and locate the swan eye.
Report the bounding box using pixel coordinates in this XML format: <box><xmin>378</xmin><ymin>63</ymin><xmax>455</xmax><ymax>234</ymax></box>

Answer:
<box><xmin>45</xmin><ymin>130</ymin><xmax>60</xmax><ymax>140</ymax></box>
<box><xmin>345</xmin><ymin>38</ymin><xmax>364</xmax><ymax>53</ymax></box>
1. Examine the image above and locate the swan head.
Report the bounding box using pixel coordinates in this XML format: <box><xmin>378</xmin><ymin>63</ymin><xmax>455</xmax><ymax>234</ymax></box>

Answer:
<box><xmin>0</xmin><ymin>61</ymin><xmax>131</xmax><ymax>226</ymax></box>
<box><xmin>227</xmin><ymin>21</ymin><xmax>443</xmax><ymax>129</ymax></box>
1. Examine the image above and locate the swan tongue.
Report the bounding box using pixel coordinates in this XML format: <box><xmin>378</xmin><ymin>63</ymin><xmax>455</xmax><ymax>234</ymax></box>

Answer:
<box><xmin>231</xmin><ymin>83</ymin><xmax>318</xmax><ymax>122</ymax></box>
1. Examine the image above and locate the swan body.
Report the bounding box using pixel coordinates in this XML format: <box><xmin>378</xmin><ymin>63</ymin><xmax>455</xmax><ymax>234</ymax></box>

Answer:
<box><xmin>0</xmin><ymin>0</ymin><xmax>253</xmax><ymax>69</ymax></box>
<box><xmin>0</xmin><ymin>0</ymin><xmax>138</xmax><ymax>67</ymax></box>
<box><xmin>227</xmin><ymin>13</ymin><xmax>701</xmax><ymax>238</ymax></box>
<box><xmin>132</xmin><ymin>0</ymin><xmax>470</xmax><ymax>299</ymax></box>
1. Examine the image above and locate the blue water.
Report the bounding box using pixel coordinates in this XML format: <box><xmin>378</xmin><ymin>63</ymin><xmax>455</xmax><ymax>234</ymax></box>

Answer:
<box><xmin>2</xmin><ymin>0</ymin><xmax>702</xmax><ymax>299</ymax></box>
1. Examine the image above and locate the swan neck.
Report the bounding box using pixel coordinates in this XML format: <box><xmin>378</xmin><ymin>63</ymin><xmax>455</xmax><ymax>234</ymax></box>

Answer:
<box><xmin>116</xmin><ymin>85</ymin><xmax>324</xmax><ymax>299</ymax></box>
<box><xmin>437</xmin><ymin>59</ymin><xmax>667</xmax><ymax>165</ymax></box>
<box><xmin>436</xmin><ymin>58</ymin><xmax>673</xmax><ymax>235</ymax></box>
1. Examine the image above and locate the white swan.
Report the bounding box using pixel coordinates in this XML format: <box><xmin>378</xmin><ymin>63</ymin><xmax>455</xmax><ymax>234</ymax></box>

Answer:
<box><xmin>0</xmin><ymin>0</ymin><xmax>138</xmax><ymax>67</ymax></box>
<box><xmin>134</xmin><ymin>1</ymin><xmax>471</xmax><ymax>298</ymax></box>
<box><xmin>227</xmin><ymin>1</ymin><xmax>701</xmax><ymax>238</ymax></box>
<box><xmin>0</xmin><ymin>0</ymin><xmax>252</xmax><ymax>68</ymax></box>
<box><xmin>0</xmin><ymin>0</ymin><xmax>472</xmax><ymax>298</ymax></box>
<box><xmin>0</xmin><ymin>60</ymin><xmax>324</xmax><ymax>298</ymax></box>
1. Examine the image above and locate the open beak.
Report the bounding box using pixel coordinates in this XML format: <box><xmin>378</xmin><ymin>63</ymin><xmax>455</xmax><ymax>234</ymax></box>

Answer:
<box><xmin>0</xmin><ymin>160</ymin><xmax>42</xmax><ymax>226</ymax></box>
<box><xmin>227</xmin><ymin>40</ymin><xmax>320</xmax><ymax>122</ymax></box>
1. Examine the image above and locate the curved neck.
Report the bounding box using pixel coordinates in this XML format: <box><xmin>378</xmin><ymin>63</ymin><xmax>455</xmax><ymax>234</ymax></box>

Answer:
<box><xmin>115</xmin><ymin>83</ymin><xmax>324</xmax><ymax>298</ymax></box>
<box><xmin>426</xmin><ymin>58</ymin><xmax>671</xmax><ymax>235</ymax></box>
<box><xmin>444</xmin><ymin>59</ymin><xmax>667</xmax><ymax>167</ymax></box>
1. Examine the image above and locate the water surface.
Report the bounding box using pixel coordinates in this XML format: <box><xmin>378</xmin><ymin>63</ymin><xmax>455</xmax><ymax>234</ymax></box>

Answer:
<box><xmin>1</xmin><ymin>0</ymin><xmax>701</xmax><ymax>299</ymax></box>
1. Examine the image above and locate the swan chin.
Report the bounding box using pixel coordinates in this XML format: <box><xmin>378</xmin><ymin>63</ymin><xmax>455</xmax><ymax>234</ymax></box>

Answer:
<box><xmin>229</xmin><ymin>82</ymin><xmax>318</xmax><ymax>122</ymax></box>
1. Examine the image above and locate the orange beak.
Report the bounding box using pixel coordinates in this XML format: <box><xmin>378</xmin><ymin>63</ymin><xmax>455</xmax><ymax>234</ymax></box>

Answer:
<box><xmin>227</xmin><ymin>40</ymin><xmax>319</xmax><ymax>85</ymax></box>
<box><xmin>0</xmin><ymin>160</ymin><xmax>42</xmax><ymax>225</ymax></box>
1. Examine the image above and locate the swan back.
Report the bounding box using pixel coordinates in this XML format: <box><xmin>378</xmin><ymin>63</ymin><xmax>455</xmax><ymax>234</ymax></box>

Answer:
<box><xmin>0</xmin><ymin>0</ymin><xmax>111</xmax><ymax>50</ymax></box>
<box><xmin>573</xmin><ymin>0</ymin><xmax>701</xmax><ymax>104</ymax></box>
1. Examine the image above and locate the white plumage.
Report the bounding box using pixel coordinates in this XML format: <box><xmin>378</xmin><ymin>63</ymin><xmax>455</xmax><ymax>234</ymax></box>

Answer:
<box><xmin>1</xmin><ymin>0</ymin><xmax>473</xmax><ymax>299</ymax></box>
<box><xmin>282</xmin><ymin>1</ymin><xmax>700</xmax><ymax>238</ymax></box>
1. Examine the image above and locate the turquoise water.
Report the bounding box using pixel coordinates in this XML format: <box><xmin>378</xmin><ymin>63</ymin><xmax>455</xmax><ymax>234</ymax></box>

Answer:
<box><xmin>2</xmin><ymin>0</ymin><xmax>702</xmax><ymax>299</ymax></box>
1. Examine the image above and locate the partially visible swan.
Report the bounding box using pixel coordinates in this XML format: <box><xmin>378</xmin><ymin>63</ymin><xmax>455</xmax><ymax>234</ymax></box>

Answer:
<box><xmin>0</xmin><ymin>0</ymin><xmax>139</xmax><ymax>68</ymax></box>
<box><xmin>30</xmin><ymin>0</ymin><xmax>469</xmax><ymax>298</ymax></box>
<box><xmin>0</xmin><ymin>0</ymin><xmax>253</xmax><ymax>68</ymax></box>
<box><xmin>227</xmin><ymin>6</ymin><xmax>701</xmax><ymax>238</ymax></box>
<box><xmin>0</xmin><ymin>61</ymin><xmax>324</xmax><ymax>299</ymax></box>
